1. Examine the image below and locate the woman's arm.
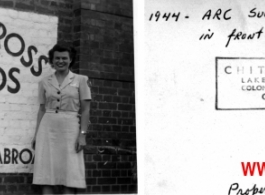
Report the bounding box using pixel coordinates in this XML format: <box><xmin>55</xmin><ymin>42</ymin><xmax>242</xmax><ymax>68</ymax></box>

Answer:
<box><xmin>32</xmin><ymin>104</ymin><xmax>46</xmax><ymax>149</ymax></box>
<box><xmin>80</xmin><ymin>100</ymin><xmax>91</xmax><ymax>132</ymax></box>
<box><xmin>75</xmin><ymin>100</ymin><xmax>91</xmax><ymax>153</ymax></box>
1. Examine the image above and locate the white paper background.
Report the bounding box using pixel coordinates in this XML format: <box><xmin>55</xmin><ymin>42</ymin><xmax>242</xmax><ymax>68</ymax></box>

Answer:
<box><xmin>136</xmin><ymin>0</ymin><xmax>265</xmax><ymax>194</ymax></box>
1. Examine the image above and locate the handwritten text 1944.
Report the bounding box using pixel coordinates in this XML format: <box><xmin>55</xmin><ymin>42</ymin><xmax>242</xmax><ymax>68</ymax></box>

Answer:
<box><xmin>149</xmin><ymin>8</ymin><xmax>265</xmax><ymax>47</ymax></box>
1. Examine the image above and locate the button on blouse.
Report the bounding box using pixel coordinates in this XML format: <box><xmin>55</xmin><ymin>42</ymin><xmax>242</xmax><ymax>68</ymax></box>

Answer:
<box><xmin>38</xmin><ymin>71</ymin><xmax>92</xmax><ymax>112</ymax></box>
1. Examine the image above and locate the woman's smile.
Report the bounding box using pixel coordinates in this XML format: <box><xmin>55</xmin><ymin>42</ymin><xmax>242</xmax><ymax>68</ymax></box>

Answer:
<box><xmin>56</xmin><ymin>63</ymin><xmax>66</xmax><ymax>67</ymax></box>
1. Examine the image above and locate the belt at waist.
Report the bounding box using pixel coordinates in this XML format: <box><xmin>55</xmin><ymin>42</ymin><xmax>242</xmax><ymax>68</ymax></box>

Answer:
<box><xmin>45</xmin><ymin>109</ymin><xmax>80</xmax><ymax>116</ymax></box>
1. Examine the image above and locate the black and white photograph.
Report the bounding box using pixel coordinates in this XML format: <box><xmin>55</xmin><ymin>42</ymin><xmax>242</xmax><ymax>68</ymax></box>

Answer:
<box><xmin>0</xmin><ymin>0</ymin><xmax>136</xmax><ymax>194</ymax></box>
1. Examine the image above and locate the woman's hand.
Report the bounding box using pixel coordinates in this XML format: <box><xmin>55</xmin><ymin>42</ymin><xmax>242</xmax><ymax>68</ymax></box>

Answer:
<box><xmin>75</xmin><ymin>134</ymin><xmax>86</xmax><ymax>153</ymax></box>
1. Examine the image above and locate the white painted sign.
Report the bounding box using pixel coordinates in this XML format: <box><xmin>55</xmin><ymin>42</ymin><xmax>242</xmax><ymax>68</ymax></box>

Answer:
<box><xmin>217</xmin><ymin>58</ymin><xmax>265</xmax><ymax>110</ymax></box>
<box><xmin>0</xmin><ymin>8</ymin><xmax>58</xmax><ymax>172</ymax></box>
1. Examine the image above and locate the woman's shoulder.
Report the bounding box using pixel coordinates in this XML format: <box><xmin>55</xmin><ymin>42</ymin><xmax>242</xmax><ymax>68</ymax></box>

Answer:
<box><xmin>72</xmin><ymin>73</ymin><xmax>91</xmax><ymax>87</ymax></box>
<box><xmin>73</xmin><ymin>73</ymin><xmax>88</xmax><ymax>81</ymax></box>
<box><xmin>39</xmin><ymin>73</ymin><xmax>54</xmax><ymax>84</ymax></box>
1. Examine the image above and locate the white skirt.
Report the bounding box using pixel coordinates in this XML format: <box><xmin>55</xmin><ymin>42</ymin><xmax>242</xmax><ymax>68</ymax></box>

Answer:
<box><xmin>33</xmin><ymin>111</ymin><xmax>86</xmax><ymax>188</ymax></box>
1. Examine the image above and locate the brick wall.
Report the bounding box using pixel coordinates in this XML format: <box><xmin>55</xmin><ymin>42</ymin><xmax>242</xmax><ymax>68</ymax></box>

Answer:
<box><xmin>74</xmin><ymin>0</ymin><xmax>136</xmax><ymax>194</ymax></box>
<box><xmin>0</xmin><ymin>0</ymin><xmax>136</xmax><ymax>194</ymax></box>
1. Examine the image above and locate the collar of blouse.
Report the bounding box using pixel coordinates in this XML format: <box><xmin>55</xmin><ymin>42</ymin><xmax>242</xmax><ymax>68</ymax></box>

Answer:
<box><xmin>48</xmin><ymin>70</ymin><xmax>75</xmax><ymax>90</ymax></box>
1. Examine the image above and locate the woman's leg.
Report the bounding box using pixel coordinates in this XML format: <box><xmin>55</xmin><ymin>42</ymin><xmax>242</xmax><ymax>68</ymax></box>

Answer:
<box><xmin>63</xmin><ymin>186</ymin><xmax>76</xmax><ymax>194</ymax></box>
<box><xmin>42</xmin><ymin>185</ymin><xmax>54</xmax><ymax>194</ymax></box>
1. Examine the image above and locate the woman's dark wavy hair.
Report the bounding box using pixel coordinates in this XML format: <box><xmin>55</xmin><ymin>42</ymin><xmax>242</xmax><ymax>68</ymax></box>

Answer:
<box><xmin>48</xmin><ymin>44</ymin><xmax>76</xmax><ymax>68</ymax></box>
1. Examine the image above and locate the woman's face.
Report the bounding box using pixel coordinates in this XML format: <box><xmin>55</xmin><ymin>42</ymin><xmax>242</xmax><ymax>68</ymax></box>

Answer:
<box><xmin>52</xmin><ymin>51</ymin><xmax>72</xmax><ymax>72</ymax></box>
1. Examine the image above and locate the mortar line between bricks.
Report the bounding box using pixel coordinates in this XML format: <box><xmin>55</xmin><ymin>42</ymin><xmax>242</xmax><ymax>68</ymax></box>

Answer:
<box><xmin>89</xmin><ymin>77</ymin><xmax>135</xmax><ymax>83</ymax></box>
<box><xmin>76</xmin><ymin>8</ymin><xmax>133</xmax><ymax>19</ymax></box>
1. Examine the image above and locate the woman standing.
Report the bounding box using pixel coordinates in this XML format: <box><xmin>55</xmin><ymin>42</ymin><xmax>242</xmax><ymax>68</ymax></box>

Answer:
<box><xmin>32</xmin><ymin>44</ymin><xmax>91</xmax><ymax>194</ymax></box>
